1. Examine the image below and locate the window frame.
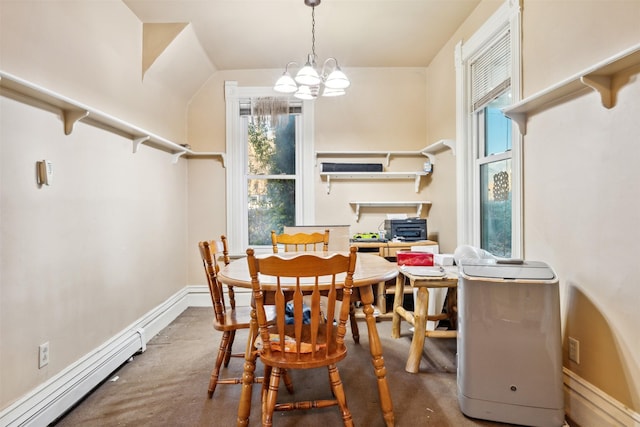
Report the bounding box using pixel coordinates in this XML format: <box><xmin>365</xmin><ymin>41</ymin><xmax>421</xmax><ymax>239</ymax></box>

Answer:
<box><xmin>455</xmin><ymin>0</ymin><xmax>522</xmax><ymax>257</ymax></box>
<box><xmin>224</xmin><ymin>81</ymin><xmax>315</xmax><ymax>254</ymax></box>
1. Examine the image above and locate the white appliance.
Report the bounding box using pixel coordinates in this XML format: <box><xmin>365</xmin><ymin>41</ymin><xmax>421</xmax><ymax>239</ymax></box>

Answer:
<box><xmin>457</xmin><ymin>258</ymin><xmax>564</xmax><ymax>426</ymax></box>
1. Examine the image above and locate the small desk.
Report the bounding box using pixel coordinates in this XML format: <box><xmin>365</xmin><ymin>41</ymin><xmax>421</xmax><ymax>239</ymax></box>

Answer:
<box><xmin>391</xmin><ymin>267</ymin><xmax>458</xmax><ymax>373</ymax></box>
<box><xmin>350</xmin><ymin>240</ymin><xmax>438</xmax><ymax>314</ymax></box>
<box><xmin>218</xmin><ymin>251</ymin><xmax>398</xmax><ymax>427</ymax></box>
<box><xmin>350</xmin><ymin>239</ymin><xmax>437</xmax><ymax>258</ymax></box>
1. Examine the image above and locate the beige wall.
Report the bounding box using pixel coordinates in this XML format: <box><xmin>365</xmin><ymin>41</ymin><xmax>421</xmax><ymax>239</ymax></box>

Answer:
<box><xmin>2</xmin><ymin>0</ymin><xmax>639</xmax><ymax>419</ymax></box>
<box><xmin>0</xmin><ymin>0</ymin><xmax>201</xmax><ymax>142</ymax></box>
<box><xmin>424</xmin><ymin>0</ymin><xmax>504</xmax><ymax>253</ymax></box>
<box><xmin>0</xmin><ymin>1</ymin><xmax>191</xmax><ymax>408</ymax></box>
<box><xmin>186</xmin><ymin>67</ymin><xmax>441</xmax><ymax>284</ymax></box>
<box><xmin>424</xmin><ymin>0</ymin><xmax>640</xmax><ymax>414</ymax></box>
<box><xmin>0</xmin><ymin>96</ymin><xmax>189</xmax><ymax>406</ymax></box>
<box><xmin>518</xmin><ymin>0</ymin><xmax>640</xmax><ymax>413</ymax></box>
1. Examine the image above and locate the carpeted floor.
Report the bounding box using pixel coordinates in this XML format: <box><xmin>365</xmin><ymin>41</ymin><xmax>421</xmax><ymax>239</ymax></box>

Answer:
<box><xmin>51</xmin><ymin>307</ymin><xmax>542</xmax><ymax>427</ymax></box>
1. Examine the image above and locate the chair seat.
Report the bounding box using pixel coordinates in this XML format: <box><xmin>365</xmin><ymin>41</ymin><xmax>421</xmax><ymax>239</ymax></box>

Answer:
<box><xmin>259</xmin><ymin>324</ymin><xmax>348</xmax><ymax>369</ymax></box>
<box><xmin>213</xmin><ymin>305</ymin><xmax>276</xmax><ymax>332</ymax></box>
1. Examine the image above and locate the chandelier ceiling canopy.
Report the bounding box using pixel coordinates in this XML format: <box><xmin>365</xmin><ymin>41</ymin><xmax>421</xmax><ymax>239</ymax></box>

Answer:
<box><xmin>273</xmin><ymin>0</ymin><xmax>350</xmax><ymax>100</ymax></box>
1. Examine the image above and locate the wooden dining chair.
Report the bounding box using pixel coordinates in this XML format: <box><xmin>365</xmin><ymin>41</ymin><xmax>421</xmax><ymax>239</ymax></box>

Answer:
<box><xmin>198</xmin><ymin>237</ymin><xmax>269</xmax><ymax>398</ymax></box>
<box><xmin>270</xmin><ymin>229</ymin><xmax>330</xmax><ymax>253</ymax></box>
<box><xmin>199</xmin><ymin>237</ymin><xmax>294</xmax><ymax>400</ymax></box>
<box><xmin>246</xmin><ymin>247</ymin><xmax>358</xmax><ymax>427</ymax></box>
<box><xmin>271</xmin><ymin>229</ymin><xmax>361</xmax><ymax>343</ymax></box>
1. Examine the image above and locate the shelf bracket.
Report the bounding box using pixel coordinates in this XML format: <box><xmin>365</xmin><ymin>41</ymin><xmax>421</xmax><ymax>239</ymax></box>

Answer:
<box><xmin>414</xmin><ymin>175</ymin><xmax>421</xmax><ymax>193</ymax></box>
<box><xmin>171</xmin><ymin>151</ymin><xmax>187</xmax><ymax>164</ymax></box>
<box><xmin>325</xmin><ymin>175</ymin><xmax>332</xmax><ymax>194</ymax></box>
<box><xmin>504</xmin><ymin>111</ymin><xmax>527</xmax><ymax>135</ymax></box>
<box><xmin>415</xmin><ymin>203</ymin><xmax>423</xmax><ymax>217</ymax></box>
<box><xmin>442</xmin><ymin>139</ymin><xmax>456</xmax><ymax>155</ymax></box>
<box><xmin>353</xmin><ymin>203</ymin><xmax>361</xmax><ymax>222</ymax></box>
<box><xmin>580</xmin><ymin>75</ymin><xmax>614</xmax><ymax>109</ymax></box>
<box><xmin>385</xmin><ymin>152</ymin><xmax>391</xmax><ymax>167</ymax></box>
<box><xmin>63</xmin><ymin>108</ymin><xmax>89</xmax><ymax>135</ymax></box>
<box><xmin>132</xmin><ymin>136</ymin><xmax>150</xmax><ymax>153</ymax></box>
<box><xmin>424</xmin><ymin>153</ymin><xmax>435</xmax><ymax>164</ymax></box>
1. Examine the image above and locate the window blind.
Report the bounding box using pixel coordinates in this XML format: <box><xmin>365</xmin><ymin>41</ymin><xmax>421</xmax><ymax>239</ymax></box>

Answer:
<box><xmin>239</xmin><ymin>99</ymin><xmax>302</xmax><ymax>116</ymax></box>
<box><xmin>471</xmin><ymin>30</ymin><xmax>511</xmax><ymax>112</ymax></box>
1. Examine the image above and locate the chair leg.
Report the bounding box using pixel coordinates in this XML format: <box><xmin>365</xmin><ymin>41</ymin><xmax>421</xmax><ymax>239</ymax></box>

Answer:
<box><xmin>327</xmin><ymin>364</ymin><xmax>353</xmax><ymax>427</ymax></box>
<box><xmin>281</xmin><ymin>369</ymin><xmax>294</xmax><ymax>394</ymax></box>
<box><xmin>208</xmin><ymin>331</ymin><xmax>231</xmax><ymax>398</ymax></box>
<box><xmin>349</xmin><ymin>303</ymin><xmax>360</xmax><ymax>343</ymax></box>
<box><xmin>224</xmin><ymin>330</ymin><xmax>236</xmax><ymax>367</ymax></box>
<box><xmin>262</xmin><ymin>366</ymin><xmax>281</xmax><ymax>427</ymax></box>
<box><xmin>261</xmin><ymin>365</ymin><xmax>272</xmax><ymax>407</ymax></box>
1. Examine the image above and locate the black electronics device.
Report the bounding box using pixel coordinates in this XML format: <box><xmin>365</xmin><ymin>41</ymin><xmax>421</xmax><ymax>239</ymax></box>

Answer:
<box><xmin>321</xmin><ymin>163</ymin><xmax>383</xmax><ymax>172</ymax></box>
<box><xmin>384</xmin><ymin>218</ymin><xmax>427</xmax><ymax>241</ymax></box>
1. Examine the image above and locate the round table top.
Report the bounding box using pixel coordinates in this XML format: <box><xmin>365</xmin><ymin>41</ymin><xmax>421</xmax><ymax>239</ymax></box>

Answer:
<box><xmin>218</xmin><ymin>251</ymin><xmax>398</xmax><ymax>289</ymax></box>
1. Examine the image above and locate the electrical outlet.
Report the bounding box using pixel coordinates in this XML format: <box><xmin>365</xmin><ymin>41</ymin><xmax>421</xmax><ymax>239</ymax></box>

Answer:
<box><xmin>39</xmin><ymin>342</ymin><xmax>50</xmax><ymax>368</ymax></box>
<box><xmin>568</xmin><ymin>337</ymin><xmax>580</xmax><ymax>364</ymax></box>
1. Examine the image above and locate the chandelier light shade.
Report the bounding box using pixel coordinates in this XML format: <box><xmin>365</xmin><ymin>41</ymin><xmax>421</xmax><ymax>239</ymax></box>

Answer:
<box><xmin>273</xmin><ymin>0</ymin><xmax>350</xmax><ymax>100</ymax></box>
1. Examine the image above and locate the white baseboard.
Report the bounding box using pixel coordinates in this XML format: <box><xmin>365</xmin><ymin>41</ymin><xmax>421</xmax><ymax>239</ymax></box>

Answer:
<box><xmin>186</xmin><ymin>284</ymin><xmax>252</xmax><ymax>307</ymax></box>
<box><xmin>0</xmin><ymin>286</ymin><xmax>198</xmax><ymax>427</ymax></box>
<box><xmin>3</xmin><ymin>287</ymin><xmax>638</xmax><ymax>427</ymax></box>
<box><xmin>563</xmin><ymin>368</ymin><xmax>640</xmax><ymax>427</ymax></box>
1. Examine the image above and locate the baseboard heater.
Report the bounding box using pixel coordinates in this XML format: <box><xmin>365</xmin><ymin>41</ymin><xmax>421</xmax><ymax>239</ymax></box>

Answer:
<box><xmin>1</xmin><ymin>329</ymin><xmax>145</xmax><ymax>427</ymax></box>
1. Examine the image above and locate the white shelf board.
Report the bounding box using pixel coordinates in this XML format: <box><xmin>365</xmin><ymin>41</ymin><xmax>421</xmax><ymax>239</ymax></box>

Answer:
<box><xmin>320</xmin><ymin>171</ymin><xmax>429</xmax><ymax>194</ymax></box>
<box><xmin>0</xmin><ymin>71</ymin><xmax>225</xmax><ymax>165</ymax></box>
<box><xmin>422</xmin><ymin>139</ymin><xmax>456</xmax><ymax>157</ymax></box>
<box><xmin>349</xmin><ymin>201</ymin><xmax>432</xmax><ymax>222</ymax></box>
<box><xmin>503</xmin><ymin>43</ymin><xmax>640</xmax><ymax>134</ymax></box>
<box><xmin>315</xmin><ymin>139</ymin><xmax>454</xmax><ymax>167</ymax></box>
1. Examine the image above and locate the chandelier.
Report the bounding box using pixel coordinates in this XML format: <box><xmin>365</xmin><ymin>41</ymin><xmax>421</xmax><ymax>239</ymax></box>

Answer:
<box><xmin>273</xmin><ymin>0</ymin><xmax>350</xmax><ymax>100</ymax></box>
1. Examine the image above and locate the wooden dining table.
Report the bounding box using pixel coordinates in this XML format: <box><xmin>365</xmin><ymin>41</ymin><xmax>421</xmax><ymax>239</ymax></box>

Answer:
<box><xmin>217</xmin><ymin>250</ymin><xmax>398</xmax><ymax>427</ymax></box>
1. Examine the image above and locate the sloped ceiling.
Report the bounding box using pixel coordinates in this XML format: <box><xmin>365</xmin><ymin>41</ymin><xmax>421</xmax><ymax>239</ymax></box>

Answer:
<box><xmin>142</xmin><ymin>23</ymin><xmax>189</xmax><ymax>77</ymax></box>
<box><xmin>124</xmin><ymin>0</ymin><xmax>481</xmax><ymax>70</ymax></box>
<box><xmin>141</xmin><ymin>23</ymin><xmax>216</xmax><ymax>98</ymax></box>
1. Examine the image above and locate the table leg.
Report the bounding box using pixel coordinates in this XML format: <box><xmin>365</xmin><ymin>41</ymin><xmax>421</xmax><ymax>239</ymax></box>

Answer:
<box><xmin>376</xmin><ymin>281</ymin><xmax>387</xmax><ymax>314</ymax></box>
<box><xmin>236</xmin><ymin>308</ymin><xmax>259</xmax><ymax>427</ymax></box>
<box><xmin>391</xmin><ymin>274</ymin><xmax>405</xmax><ymax>339</ymax></box>
<box><xmin>360</xmin><ymin>285</ymin><xmax>395</xmax><ymax>427</ymax></box>
<box><xmin>405</xmin><ymin>286</ymin><xmax>429</xmax><ymax>373</ymax></box>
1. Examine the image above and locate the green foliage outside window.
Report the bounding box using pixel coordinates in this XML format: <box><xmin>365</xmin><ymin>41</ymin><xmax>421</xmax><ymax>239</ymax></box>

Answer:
<box><xmin>247</xmin><ymin>116</ymin><xmax>296</xmax><ymax>245</ymax></box>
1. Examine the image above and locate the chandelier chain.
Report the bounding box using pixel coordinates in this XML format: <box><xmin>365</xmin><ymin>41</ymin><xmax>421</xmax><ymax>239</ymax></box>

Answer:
<box><xmin>311</xmin><ymin>6</ymin><xmax>316</xmax><ymax>59</ymax></box>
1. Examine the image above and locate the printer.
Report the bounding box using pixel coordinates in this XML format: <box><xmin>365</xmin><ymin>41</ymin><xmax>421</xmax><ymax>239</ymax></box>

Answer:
<box><xmin>384</xmin><ymin>218</ymin><xmax>427</xmax><ymax>241</ymax></box>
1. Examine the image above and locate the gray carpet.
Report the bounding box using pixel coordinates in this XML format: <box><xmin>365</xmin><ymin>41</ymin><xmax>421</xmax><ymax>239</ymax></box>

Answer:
<box><xmin>52</xmin><ymin>307</ymin><xmax>527</xmax><ymax>427</ymax></box>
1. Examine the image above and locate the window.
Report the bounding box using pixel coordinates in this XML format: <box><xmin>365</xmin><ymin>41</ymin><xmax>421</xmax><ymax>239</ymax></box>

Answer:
<box><xmin>246</xmin><ymin>115</ymin><xmax>296</xmax><ymax>245</ymax></box>
<box><xmin>455</xmin><ymin>0</ymin><xmax>522</xmax><ymax>258</ymax></box>
<box><xmin>477</xmin><ymin>90</ymin><xmax>513</xmax><ymax>257</ymax></box>
<box><xmin>225</xmin><ymin>82</ymin><xmax>315</xmax><ymax>254</ymax></box>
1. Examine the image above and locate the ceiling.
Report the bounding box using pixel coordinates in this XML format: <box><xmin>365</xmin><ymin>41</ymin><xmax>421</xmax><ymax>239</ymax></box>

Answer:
<box><xmin>123</xmin><ymin>0</ymin><xmax>481</xmax><ymax>72</ymax></box>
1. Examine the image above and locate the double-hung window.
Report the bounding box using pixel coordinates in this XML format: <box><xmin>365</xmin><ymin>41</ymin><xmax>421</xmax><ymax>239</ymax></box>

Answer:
<box><xmin>225</xmin><ymin>82</ymin><xmax>315</xmax><ymax>254</ymax></box>
<box><xmin>455</xmin><ymin>0</ymin><xmax>522</xmax><ymax>258</ymax></box>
